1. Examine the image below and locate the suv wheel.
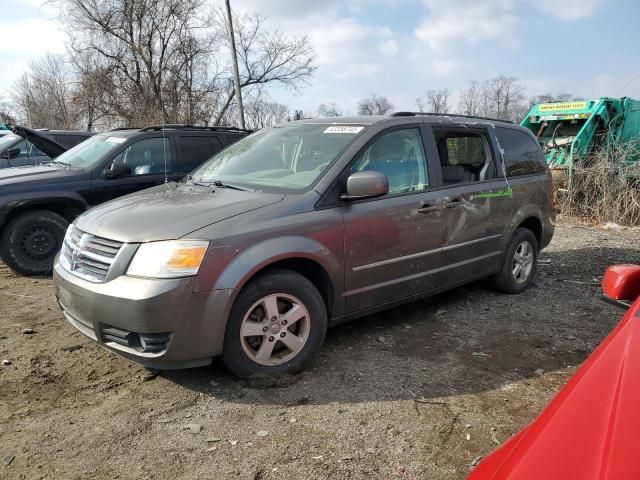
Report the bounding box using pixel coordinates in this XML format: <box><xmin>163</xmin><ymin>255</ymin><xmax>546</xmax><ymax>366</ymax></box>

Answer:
<box><xmin>492</xmin><ymin>228</ymin><xmax>538</xmax><ymax>294</ymax></box>
<box><xmin>222</xmin><ymin>269</ymin><xmax>327</xmax><ymax>378</ymax></box>
<box><xmin>0</xmin><ymin>210</ymin><xmax>68</xmax><ymax>276</ymax></box>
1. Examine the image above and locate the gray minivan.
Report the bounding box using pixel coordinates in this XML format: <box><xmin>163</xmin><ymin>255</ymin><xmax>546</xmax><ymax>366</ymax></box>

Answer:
<box><xmin>53</xmin><ymin>113</ymin><xmax>554</xmax><ymax>377</ymax></box>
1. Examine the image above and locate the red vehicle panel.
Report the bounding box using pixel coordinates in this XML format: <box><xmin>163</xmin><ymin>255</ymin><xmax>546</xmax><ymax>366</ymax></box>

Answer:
<box><xmin>469</xmin><ymin>268</ymin><xmax>640</xmax><ymax>479</ymax></box>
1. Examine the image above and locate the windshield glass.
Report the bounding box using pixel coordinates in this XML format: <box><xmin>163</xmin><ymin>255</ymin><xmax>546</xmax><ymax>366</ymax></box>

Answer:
<box><xmin>53</xmin><ymin>134</ymin><xmax>128</xmax><ymax>168</ymax></box>
<box><xmin>191</xmin><ymin>124</ymin><xmax>365</xmax><ymax>190</ymax></box>
<box><xmin>0</xmin><ymin>133</ymin><xmax>20</xmax><ymax>151</ymax></box>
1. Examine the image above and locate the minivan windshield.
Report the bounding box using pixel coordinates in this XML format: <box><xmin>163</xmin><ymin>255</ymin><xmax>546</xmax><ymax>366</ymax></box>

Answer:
<box><xmin>190</xmin><ymin>124</ymin><xmax>366</xmax><ymax>190</ymax></box>
<box><xmin>53</xmin><ymin>134</ymin><xmax>127</xmax><ymax>169</ymax></box>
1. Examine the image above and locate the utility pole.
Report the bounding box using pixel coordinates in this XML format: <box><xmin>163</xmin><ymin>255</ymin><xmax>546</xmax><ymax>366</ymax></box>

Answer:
<box><xmin>225</xmin><ymin>0</ymin><xmax>245</xmax><ymax>129</ymax></box>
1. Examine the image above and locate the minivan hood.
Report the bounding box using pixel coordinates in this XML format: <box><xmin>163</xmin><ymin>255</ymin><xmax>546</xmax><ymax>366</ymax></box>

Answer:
<box><xmin>75</xmin><ymin>182</ymin><xmax>285</xmax><ymax>242</ymax></box>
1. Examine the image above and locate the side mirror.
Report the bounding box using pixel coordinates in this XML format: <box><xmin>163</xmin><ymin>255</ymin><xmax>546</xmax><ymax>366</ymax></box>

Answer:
<box><xmin>5</xmin><ymin>147</ymin><xmax>20</xmax><ymax>159</ymax></box>
<box><xmin>105</xmin><ymin>163</ymin><xmax>132</xmax><ymax>179</ymax></box>
<box><xmin>341</xmin><ymin>171</ymin><xmax>389</xmax><ymax>200</ymax></box>
<box><xmin>602</xmin><ymin>264</ymin><xmax>640</xmax><ymax>309</ymax></box>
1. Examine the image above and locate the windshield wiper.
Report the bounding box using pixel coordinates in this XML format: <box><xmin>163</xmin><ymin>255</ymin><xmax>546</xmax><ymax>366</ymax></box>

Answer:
<box><xmin>211</xmin><ymin>180</ymin><xmax>255</xmax><ymax>192</ymax></box>
<box><xmin>184</xmin><ymin>176</ymin><xmax>254</xmax><ymax>192</ymax></box>
<box><xmin>184</xmin><ymin>175</ymin><xmax>214</xmax><ymax>188</ymax></box>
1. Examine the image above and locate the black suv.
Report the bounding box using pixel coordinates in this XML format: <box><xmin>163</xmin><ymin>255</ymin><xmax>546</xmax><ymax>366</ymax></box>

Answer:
<box><xmin>0</xmin><ymin>125</ymin><xmax>248</xmax><ymax>275</ymax></box>
<box><xmin>0</xmin><ymin>126</ymin><xmax>94</xmax><ymax>168</ymax></box>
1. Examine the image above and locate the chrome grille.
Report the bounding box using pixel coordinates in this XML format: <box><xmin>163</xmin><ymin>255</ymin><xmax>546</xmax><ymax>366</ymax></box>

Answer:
<box><xmin>60</xmin><ymin>226</ymin><xmax>123</xmax><ymax>283</ymax></box>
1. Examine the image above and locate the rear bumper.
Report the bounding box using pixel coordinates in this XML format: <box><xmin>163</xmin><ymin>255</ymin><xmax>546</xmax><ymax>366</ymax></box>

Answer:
<box><xmin>53</xmin><ymin>257</ymin><xmax>235</xmax><ymax>369</ymax></box>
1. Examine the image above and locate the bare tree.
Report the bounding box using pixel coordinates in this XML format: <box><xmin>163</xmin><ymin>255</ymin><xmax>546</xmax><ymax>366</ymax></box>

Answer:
<box><xmin>212</xmin><ymin>10</ymin><xmax>315</xmax><ymax>125</ymax></box>
<box><xmin>458</xmin><ymin>76</ymin><xmax>526</xmax><ymax>121</ymax></box>
<box><xmin>426</xmin><ymin>89</ymin><xmax>450</xmax><ymax>113</ymax></box>
<box><xmin>529</xmin><ymin>92</ymin><xmax>574</xmax><ymax>107</ymax></box>
<box><xmin>488</xmin><ymin>75</ymin><xmax>525</xmax><ymax>121</ymax></box>
<box><xmin>317</xmin><ymin>102</ymin><xmax>342</xmax><ymax>117</ymax></box>
<box><xmin>291</xmin><ymin>110</ymin><xmax>306</xmax><ymax>121</ymax></box>
<box><xmin>0</xmin><ymin>96</ymin><xmax>17</xmax><ymax>124</ymax></box>
<box><xmin>53</xmin><ymin>0</ymin><xmax>214</xmax><ymax>126</ymax></box>
<box><xmin>242</xmin><ymin>92</ymin><xmax>289</xmax><ymax>130</ymax></box>
<box><xmin>458</xmin><ymin>80</ymin><xmax>483</xmax><ymax>116</ymax></box>
<box><xmin>12</xmin><ymin>53</ymin><xmax>77</xmax><ymax>128</ymax></box>
<box><xmin>416</xmin><ymin>97</ymin><xmax>426</xmax><ymax>113</ymax></box>
<box><xmin>357</xmin><ymin>94</ymin><xmax>394</xmax><ymax>115</ymax></box>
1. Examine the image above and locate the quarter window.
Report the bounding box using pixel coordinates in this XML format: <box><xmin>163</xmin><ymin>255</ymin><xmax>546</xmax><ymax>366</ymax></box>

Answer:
<box><xmin>495</xmin><ymin>128</ymin><xmax>546</xmax><ymax>177</ymax></box>
<box><xmin>178</xmin><ymin>136</ymin><xmax>221</xmax><ymax>173</ymax></box>
<box><xmin>351</xmin><ymin>128</ymin><xmax>429</xmax><ymax>194</ymax></box>
<box><xmin>110</xmin><ymin>137</ymin><xmax>171</xmax><ymax>176</ymax></box>
<box><xmin>435</xmin><ymin>131</ymin><xmax>494</xmax><ymax>184</ymax></box>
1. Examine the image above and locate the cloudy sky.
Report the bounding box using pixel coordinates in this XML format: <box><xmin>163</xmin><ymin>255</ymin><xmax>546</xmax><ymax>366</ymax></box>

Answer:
<box><xmin>2</xmin><ymin>0</ymin><xmax>640</xmax><ymax>115</ymax></box>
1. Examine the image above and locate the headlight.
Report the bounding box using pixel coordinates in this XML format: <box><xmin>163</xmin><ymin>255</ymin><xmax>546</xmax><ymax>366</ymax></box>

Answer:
<box><xmin>127</xmin><ymin>240</ymin><xmax>209</xmax><ymax>278</ymax></box>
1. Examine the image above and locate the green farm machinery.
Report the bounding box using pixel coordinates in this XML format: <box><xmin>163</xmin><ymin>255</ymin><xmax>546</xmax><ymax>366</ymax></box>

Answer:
<box><xmin>521</xmin><ymin>97</ymin><xmax>640</xmax><ymax>189</ymax></box>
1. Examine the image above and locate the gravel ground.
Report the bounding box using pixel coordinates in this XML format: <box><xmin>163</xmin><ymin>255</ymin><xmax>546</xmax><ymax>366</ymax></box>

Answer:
<box><xmin>1</xmin><ymin>220</ymin><xmax>639</xmax><ymax>480</ymax></box>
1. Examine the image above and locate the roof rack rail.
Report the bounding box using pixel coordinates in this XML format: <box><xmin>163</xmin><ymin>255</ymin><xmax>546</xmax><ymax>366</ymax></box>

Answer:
<box><xmin>390</xmin><ymin>111</ymin><xmax>513</xmax><ymax>124</ymax></box>
<box><xmin>109</xmin><ymin>127</ymin><xmax>140</xmax><ymax>131</ymax></box>
<box><xmin>138</xmin><ymin>124</ymin><xmax>252</xmax><ymax>133</ymax></box>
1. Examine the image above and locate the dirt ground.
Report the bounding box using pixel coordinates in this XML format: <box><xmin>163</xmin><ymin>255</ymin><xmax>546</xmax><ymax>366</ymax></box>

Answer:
<box><xmin>1</xmin><ymin>220</ymin><xmax>639</xmax><ymax>480</ymax></box>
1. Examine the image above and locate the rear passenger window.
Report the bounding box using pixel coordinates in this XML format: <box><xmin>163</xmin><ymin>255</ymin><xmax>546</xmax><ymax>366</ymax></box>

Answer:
<box><xmin>178</xmin><ymin>136</ymin><xmax>221</xmax><ymax>173</ymax></box>
<box><xmin>495</xmin><ymin>128</ymin><xmax>546</xmax><ymax>177</ymax></box>
<box><xmin>435</xmin><ymin>131</ymin><xmax>495</xmax><ymax>184</ymax></box>
<box><xmin>110</xmin><ymin>137</ymin><xmax>171</xmax><ymax>175</ymax></box>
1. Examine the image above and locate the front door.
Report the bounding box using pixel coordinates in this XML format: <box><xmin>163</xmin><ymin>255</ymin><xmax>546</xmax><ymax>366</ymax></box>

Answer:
<box><xmin>5</xmin><ymin>139</ymin><xmax>50</xmax><ymax>167</ymax></box>
<box><xmin>88</xmin><ymin>136</ymin><xmax>181</xmax><ymax>205</ymax></box>
<box><xmin>342</xmin><ymin>126</ymin><xmax>444</xmax><ymax>313</ymax></box>
<box><xmin>430</xmin><ymin>126</ymin><xmax>512</xmax><ymax>284</ymax></box>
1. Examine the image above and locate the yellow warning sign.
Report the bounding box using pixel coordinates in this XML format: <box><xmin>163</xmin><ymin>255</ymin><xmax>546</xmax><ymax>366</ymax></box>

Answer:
<box><xmin>539</xmin><ymin>102</ymin><xmax>587</xmax><ymax>112</ymax></box>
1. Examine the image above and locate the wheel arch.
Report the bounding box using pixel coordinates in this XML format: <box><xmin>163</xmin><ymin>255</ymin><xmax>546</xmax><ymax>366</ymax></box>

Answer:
<box><xmin>212</xmin><ymin>236</ymin><xmax>343</xmax><ymax>321</ymax></box>
<box><xmin>1</xmin><ymin>195</ymin><xmax>88</xmax><ymax>233</ymax></box>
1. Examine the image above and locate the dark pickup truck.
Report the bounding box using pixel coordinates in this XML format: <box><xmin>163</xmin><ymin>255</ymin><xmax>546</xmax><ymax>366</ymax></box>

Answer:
<box><xmin>0</xmin><ymin>125</ymin><xmax>248</xmax><ymax>275</ymax></box>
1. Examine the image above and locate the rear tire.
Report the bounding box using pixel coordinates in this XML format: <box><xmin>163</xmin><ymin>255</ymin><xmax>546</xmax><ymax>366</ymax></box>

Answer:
<box><xmin>0</xmin><ymin>210</ymin><xmax>68</xmax><ymax>276</ymax></box>
<box><xmin>222</xmin><ymin>269</ymin><xmax>327</xmax><ymax>378</ymax></box>
<box><xmin>492</xmin><ymin>228</ymin><xmax>538</xmax><ymax>294</ymax></box>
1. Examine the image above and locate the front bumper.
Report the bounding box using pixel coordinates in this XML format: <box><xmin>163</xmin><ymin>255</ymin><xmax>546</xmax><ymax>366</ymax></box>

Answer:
<box><xmin>53</xmin><ymin>258</ymin><xmax>235</xmax><ymax>369</ymax></box>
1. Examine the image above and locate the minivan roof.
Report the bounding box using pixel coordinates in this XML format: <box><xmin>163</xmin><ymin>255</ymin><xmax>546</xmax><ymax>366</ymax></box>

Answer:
<box><xmin>292</xmin><ymin>113</ymin><xmax>515</xmax><ymax>127</ymax></box>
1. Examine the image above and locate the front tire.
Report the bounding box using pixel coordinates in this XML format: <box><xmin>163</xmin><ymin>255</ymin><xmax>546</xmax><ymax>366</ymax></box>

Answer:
<box><xmin>222</xmin><ymin>269</ymin><xmax>328</xmax><ymax>378</ymax></box>
<box><xmin>0</xmin><ymin>210</ymin><xmax>68</xmax><ymax>276</ymax></box>
<box><xmin>492</xmin><ymin>228</ymin><xmax>538</xmax><ymax>294</ymax></box>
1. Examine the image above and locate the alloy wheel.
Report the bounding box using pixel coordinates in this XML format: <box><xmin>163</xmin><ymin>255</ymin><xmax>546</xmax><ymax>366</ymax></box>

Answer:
<box><xmin>512</xmin><ymin>240</ymin><xmax>534</xmax><ymax>284</ymax></box>
<box><xmin>239</xmin><ymin>293</ymin><xmax>311</xmax><ymax>366</ymax></box>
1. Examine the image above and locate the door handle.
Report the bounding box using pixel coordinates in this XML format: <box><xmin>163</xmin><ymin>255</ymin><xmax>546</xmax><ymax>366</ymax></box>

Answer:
<box><xmin>418</xmin><ymin>202</ymin><xmax>439</xmax><ymax>214</ymax></box>
<box><xmin>444</xmin><ymin>196</ymin><xmax>463</xmax><ymax>208</ymax></box>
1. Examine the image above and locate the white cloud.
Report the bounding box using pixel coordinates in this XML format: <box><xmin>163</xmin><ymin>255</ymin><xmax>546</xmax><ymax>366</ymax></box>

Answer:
<box><xmin>0</xmin><ymin>17</ymin><xmax>65</xmax><ymax>54</ymax></box>
<box><xmin>532</xmin><ymin>0</ymin><xmax>604</xmax><ymax>21</ymax></box>
<box><xmin>415</xmin><ymin>0</ymin><xmax>518</xmax><ymax>50</ymax></box>
<box><xmin>0</xmin><ymin>16</ymin><xmax>66</xmax><ymax>91</ymax></box>
<box><xmin>379</xmin><ymin>39</ymin><xmax>399</xmax><ymax>56</ymax></box>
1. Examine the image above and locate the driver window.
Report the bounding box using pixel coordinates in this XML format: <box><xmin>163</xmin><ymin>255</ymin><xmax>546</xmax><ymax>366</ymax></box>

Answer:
<box><xmin>351</xmin><ymin>128</ymin><xmax>429</xmax><ymax>194</ymax></box>
<box><xmin>436</xmin><ymin>132</ymin><xmax>494</xmax><ymax>185</ymax></box>
<box><xmin>110</xmin><ymin>137</ymin><xmax>171</xmax><ymax>176</ymax></box>
<box><xmin>14</xmin><ymin>140</ymin><xmax>46</xmax><ymax>158</ymax></box>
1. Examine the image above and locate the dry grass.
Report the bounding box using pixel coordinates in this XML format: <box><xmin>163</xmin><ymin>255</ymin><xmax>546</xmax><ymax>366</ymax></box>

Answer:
<box><xmin>559</xmin><ymin>144</ymin><xmax>640</xmax><ymax>226</ymax></box>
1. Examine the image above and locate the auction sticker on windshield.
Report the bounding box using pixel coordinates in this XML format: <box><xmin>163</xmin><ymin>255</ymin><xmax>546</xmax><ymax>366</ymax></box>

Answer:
<box><xmin>323</xmin><ymin>126</ymin><xmax>364</xmax><ymax>134</ymax></box>
<box><xmin>105</xmin><ymin>137</ymin><xmax>127</xmax><ymax>144</ymax></box>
